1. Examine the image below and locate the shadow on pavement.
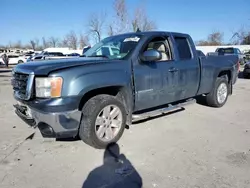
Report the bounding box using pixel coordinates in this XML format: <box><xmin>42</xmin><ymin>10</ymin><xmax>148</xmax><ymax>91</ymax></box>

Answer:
<box><xmin>238</xmin><ymin>71</ymin><xmax>250</xmax><ymax>79</ymax></box>
<box><xmin>56</xmin><ymin>137</ymin><xmax>80</xmax><ymax>142</ymax></box>
<box><xmin>195</xmin><ymin>96</ymin><xmax>208</xmax><ymax>107</ymax></box>
<box><xmin>0</xmin><ymin>74</ymin><xmax>12</xmax><ymax>77</ymax></box>
<box><xmin>82</xmin><ymin>143</ymin><xmax>143</xmax><ymax>188</ymax></box>
<box><xmin>0</xmin><ymin>69</ymin><xmax>12</xmax><ymax>73</ymax></box>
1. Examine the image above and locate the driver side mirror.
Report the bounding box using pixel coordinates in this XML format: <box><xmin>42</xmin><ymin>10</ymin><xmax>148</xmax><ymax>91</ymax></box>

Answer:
<box><xmin>140</xmin><ymin>49</ymin><xmax>162</xmax><ymax>62</ymax></box>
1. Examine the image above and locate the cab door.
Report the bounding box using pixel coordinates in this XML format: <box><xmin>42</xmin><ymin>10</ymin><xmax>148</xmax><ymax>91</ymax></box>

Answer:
<box><xmin>171</xmin><ymin>35</ymin><xmax>200</xmax><ymax>100</ymax></box>
<box><xmin>133</xmin><ymin>35</ymin><xmax>179</xmax><ymax>111</ymax></box>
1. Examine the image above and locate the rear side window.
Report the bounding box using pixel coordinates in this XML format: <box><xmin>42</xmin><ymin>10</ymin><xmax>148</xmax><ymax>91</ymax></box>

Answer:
<box><xmin>174</xmin><ymin>37</ymin><xmax>192</xmax><ymax>60</ymax></box>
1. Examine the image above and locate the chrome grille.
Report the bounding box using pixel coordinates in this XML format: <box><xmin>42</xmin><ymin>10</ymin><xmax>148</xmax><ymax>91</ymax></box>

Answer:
<box><xmin>11</xmin><ymin>72</ymin><xmax>34</xmax><ymax>100</ymax></box>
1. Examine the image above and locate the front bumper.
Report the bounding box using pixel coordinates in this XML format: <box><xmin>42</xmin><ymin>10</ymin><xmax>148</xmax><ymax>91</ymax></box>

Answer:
<box><xmin>14</xmin><ymin>97</ymin><xmax>82</xmax><ymax>138</ymax></box>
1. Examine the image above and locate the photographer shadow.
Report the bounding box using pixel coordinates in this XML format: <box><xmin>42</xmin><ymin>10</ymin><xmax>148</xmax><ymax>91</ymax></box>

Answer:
<box><xmin>82</xmin><ymin>143</ymin><xmax>142</xmax><ymax>188</ymax></box>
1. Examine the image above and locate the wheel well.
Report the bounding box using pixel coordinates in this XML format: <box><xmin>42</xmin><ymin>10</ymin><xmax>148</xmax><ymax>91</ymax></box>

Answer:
<box><xmin>218</xmin><ymin>70</ymin><xmax>231</xmax><ymax>83</ymax></box>
<box><xmin>78</xmin><ymin>86</ymin><xmax>124</xmax><ymax>111</ymax></box>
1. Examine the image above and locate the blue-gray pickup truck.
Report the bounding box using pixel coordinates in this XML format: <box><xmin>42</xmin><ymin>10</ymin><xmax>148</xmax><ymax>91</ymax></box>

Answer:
<box><xmin>11</xmin><ymin>31</ymin><xmax>239</xmax><ymax>149</ymax></box>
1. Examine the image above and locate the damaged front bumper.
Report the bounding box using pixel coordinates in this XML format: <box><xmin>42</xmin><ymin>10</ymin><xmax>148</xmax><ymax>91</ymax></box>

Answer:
<box><xmin>14</xmin><ymin>97</ymin><xmax>82</xmax><ymax>138</ymax></box>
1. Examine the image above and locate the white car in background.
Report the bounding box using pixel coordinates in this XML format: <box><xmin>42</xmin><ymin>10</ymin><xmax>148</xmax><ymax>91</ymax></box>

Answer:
<box><xmin>17</xmin><ymin>52</ymin><xmax>38</xmax><ymax>63</ymax></box>
<box><xmin>7</xmin><ymin>54</ymin><xmax>20</xmax><ymax>65</ymax></box>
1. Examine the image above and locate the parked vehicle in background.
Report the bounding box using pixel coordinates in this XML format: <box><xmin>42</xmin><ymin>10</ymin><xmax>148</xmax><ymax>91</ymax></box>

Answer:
<box><xmin>27</xmin><ymin>52</ymin><xmax>65</xmax><ymax>62</ymax></box>
<box><xmin>7</xmin><ymin>54</ymin><xmax>20</xmax><ymax>65</ymax></box>
<box><xmin>244</xmin><ymin>50</ymin><xmax>250</xmax><ymax>61</ymax></box>
<box><xmin>12</xmin><ymin>31</ymin><xmax>239</xmax><ymax>149</ymax></box>
<box><xmin>18</xmin><ymin>52</ymin><xmax>37</xmax><ymax>63</ymax></box>
<box><xmin>243</xmin><ymin>61</ymin><xmax>250</xmax><ymax>78</ymax></box>
<box><xmin>215</xmin><ymin>47</ymin><xmax>246</xmax><ymax>65</ymax></box>
<box><xmin>196</xmin><ymin>50</ymin><xmax>205</xmax><ymax>57</ymax></box>
<box><xmin>82</xmin><ymin>46</ymin><xmax>91</xmax><ymax>55</ymax></box>
<box><xmin>68</xmin><ymin>53</ymin><xmax>80</xmax><ymax>56</ymax></box>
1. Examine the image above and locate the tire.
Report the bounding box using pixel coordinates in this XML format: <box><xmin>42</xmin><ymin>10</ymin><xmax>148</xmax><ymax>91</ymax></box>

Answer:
<box><xmin>79</xmin><ymin>94</ymin><xmax>127</xmax><ymax>149</ymax></box>
<box><xmin>243</xmin><ymin>72</ymin><xmax>250</xmax><ymax>79</ymax></box>
<box><xmin>18</xmin><ymin>60</ymin><xmax>23</xmax><ymax>64</ymax></box>
<box><xmin>205</xmin><ymin>77</ymin><xmax>229</xmax><ymax>108</ymax></box>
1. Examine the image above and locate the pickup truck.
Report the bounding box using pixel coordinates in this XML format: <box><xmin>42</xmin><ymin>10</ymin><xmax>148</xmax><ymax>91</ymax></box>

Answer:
<box><xmin>11</xmin><ymin>31</ymin><xmax>239</xmax><ymax>149</ymax></box>
<box><xmin>215</xmin><ymin>47</ymin><xmax>246</xmax><ymax>65</ymax></box>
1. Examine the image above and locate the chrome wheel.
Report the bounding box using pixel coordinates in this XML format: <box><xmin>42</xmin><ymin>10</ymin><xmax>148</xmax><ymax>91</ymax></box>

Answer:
<box><xmin>217</xmin><ymin>82</ymin><xmax>227</xmax><ymax>104</ymax></box>
<box><xmin>95</xmin><ymin>105</ymin><xmax>123</xmax><ymax>142</ymax></box>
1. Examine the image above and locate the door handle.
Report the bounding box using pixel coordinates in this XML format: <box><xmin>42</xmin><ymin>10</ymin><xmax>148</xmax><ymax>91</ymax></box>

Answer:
<box><xmin>168</xmin><ymin>67</ymin><xmax>178</xmax><ymax>72</ymax></box>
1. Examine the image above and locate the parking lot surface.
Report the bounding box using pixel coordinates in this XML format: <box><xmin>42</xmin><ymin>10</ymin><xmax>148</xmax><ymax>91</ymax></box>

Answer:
<box><xmin>0</xmin><ymin>69</ymin><xmax>250</xmax><ymax>188</ymax></box>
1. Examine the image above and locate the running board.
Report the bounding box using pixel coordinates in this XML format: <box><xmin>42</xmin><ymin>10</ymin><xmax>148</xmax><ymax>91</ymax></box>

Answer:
<box><xmin>132</xmin><ymin>98</ymin><xmax>196</xmax><ymax>121</ymax></box>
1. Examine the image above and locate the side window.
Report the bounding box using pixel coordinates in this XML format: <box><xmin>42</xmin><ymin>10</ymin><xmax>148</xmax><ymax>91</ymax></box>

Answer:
<box><xmin>111</xmin><ymin>48</ymin><xmax>119</xmax><ymax>55</ymax></box>
<box><xmin>237</xmin><ymin>49</ymin><xmax>241</xmax><ymax>54</ymax></box>
<box><xmin>174</xmin><ymin>37</ymin><xmax>192</xmax><ymax>60</ymax></box>
<box><xmin>34</xmin><ymin>56</ymin><xmax>42</xmax><ymax>60</ymax></box>
<box><xmin>101</xmin><ymin>47</ymin><xmax>111</xmax><ymax>56</ymax></box>
<box><xmin>143</xmin><ymin>36</ymin><xmax>172</xmax><ymax>61</ymax></box>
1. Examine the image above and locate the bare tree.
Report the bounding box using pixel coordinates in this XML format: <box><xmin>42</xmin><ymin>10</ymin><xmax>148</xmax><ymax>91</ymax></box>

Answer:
<box><xmin>49</xmin><ymin>37</ymin><xmax>59</xmax><ymax>47</ymax></box>
<box><xmin>88</xmin><ymin>13</ymin><xmax>106</xmax><ymax>43</ymax></box>
<box><xmin>231</xmin><ymin>27</ymin><xmax>250</xmax><ymax>45</ymax></box>
<box><xmin>196</xmin><ymin>31</ymin><xmax>224</xmax><ymax>46</ymax></box>
<box><xmin>113</xmin><ymin>0</ymin><xmax>129</xmax><ymax>33</ymax></box>
<box><xmin>64</xmin><ymin>31</ymin><xmax>78</xmax><ymax>49</ymax></box>
<box><xmin>30</xmin><ymin>40</ymin><xmax>36</xmax><ymax>50</ymax></box>
<box><xmin>79</xmin><ymin>34</ymin><xmax>89</xmax><ymax>49</ymax></box>
<box><xmin>132</xmin><ymin>6</ymin><xmax>156</xmax><ymax>32</ymax></box>
<box><xmin>42</xmin><ymin>37</ymin><xmax>49</xmax><ymax>48</ymax></box>
<box><xmin>12</xmin><ymin>40</ymin><xmax>22</xmax><ymax>48</ymax></box>
<box><xmin>107</xmin><ymin>24</ymin><xmax>114</xmax><ymax>36</ymax></box>
<box><xmin>242</xmin><ymin>32</ymin><xmax>250</xmax><ymax>44</ymax></box>
<box><xmin>35</xmin><ymin>38</ymin><xmax>40</xmax><ymax>47</ymax></box>
<box><xmin>58</xmin><ymin>38</ymin><xmax>68</xmax><ymax>47</ymax></box>
<box><xmin>207</xmin><ymin>32</ymin><xmax>223</xmax><ymax>45</ymax></box>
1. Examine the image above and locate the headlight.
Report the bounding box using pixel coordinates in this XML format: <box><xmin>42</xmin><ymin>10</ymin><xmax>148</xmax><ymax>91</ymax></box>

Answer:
<box><xmin>35</xmin><ymin>77</ymin><xmax>63</xmax><ymax>98</ymax></box>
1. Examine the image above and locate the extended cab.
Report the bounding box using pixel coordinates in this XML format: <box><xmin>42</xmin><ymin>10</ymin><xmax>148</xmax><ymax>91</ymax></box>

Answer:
<box><xmin>12</xmin><ymin>31</ymin><xmax>239</xmax><ymax>148</ymax></box>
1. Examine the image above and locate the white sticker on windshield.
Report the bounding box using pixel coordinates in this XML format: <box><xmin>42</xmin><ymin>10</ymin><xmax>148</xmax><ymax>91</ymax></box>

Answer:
<box><xmin>124</xmin><ymin>36</ymin><xmax>140</xmax><ymax>42</ymax></box>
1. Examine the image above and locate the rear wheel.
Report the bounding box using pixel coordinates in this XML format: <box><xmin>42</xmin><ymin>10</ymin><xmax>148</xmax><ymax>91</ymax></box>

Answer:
<box><xmin>79</xmin><ymin>94</ymin><xmax>126</xmax><ymax>149</ymax></box>
<box><xmin>205</xmin><ymin>77</ymin><xmax>229</xmax><ymax>107</ymax></box>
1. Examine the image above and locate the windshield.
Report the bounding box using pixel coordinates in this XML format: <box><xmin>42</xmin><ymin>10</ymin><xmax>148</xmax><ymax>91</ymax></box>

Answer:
<box><xmin>84</xmin><ymin>34</ymin><xmax>142</xmax><ymax>60</ymax></box>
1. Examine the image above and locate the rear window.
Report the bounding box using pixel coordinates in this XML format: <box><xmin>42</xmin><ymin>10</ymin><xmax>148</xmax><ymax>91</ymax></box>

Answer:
<box><xmin>197</xmin><ymin>50</ymin><xmax>205</xmax><ymax>57</ymax></box>
<box><xmin>48</xmin><ymin>52</ymin><xmax>64</xmax><ymax>56</ymax></box>
<box><xmin>174</xmin><ymin>37</ymin><xmax>192</xmax><ymax>60</ymax></box>
<box><xmin>8</xmin><ymin>55</ymin><xmax>19</xmax><ymax>58</ymax></box>
<box><xmin>216</xmin><ymin>48</ymin><xmax>234</xmax><ymax>54</ymax></box>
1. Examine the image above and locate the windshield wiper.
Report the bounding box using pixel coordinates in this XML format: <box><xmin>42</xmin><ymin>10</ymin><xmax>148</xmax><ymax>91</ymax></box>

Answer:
<box><xmin>87</xmin><ymin>55</ymin><xmax>109</xmax><ymax>59</ymax></box>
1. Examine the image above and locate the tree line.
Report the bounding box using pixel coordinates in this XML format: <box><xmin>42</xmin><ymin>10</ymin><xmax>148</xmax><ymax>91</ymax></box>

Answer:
<box><xmin>0</xmin><ymin>0</ymin><xmax>156</xmax><ymax>51</ymax></box>
<box><xmin>196</xmin><ymin>28</ymin><xmax>250</xmax><ymax>46</ymax></box>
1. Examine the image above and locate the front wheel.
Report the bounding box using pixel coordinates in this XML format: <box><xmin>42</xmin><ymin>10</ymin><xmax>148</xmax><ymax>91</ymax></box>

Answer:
<box><xmin>79</xmin><ymin>94</ymin><xmax>127</xmax><ymax>149</ymax></box>
<box><xmin>205</xmin><ymin>77</ymin><xmax>229</xmax><ymax>108</ymax></box>
<box><xmin>18</xmin><ymin>60</ymin><xmax>24</xmax><ymax>64</ymax></box>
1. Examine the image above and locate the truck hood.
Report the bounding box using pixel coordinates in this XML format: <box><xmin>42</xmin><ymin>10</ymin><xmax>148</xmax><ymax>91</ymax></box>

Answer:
<box><xmin>13</xmin><ymin>57</ymin><xmax>106</xmax><ymax>75</ymax></box>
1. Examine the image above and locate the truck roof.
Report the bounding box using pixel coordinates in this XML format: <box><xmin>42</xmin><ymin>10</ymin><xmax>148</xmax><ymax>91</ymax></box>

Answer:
<box><xmin>111</xmin><ymin>31</ymin><xmax>190</xmax><ymax>38</ymax></box>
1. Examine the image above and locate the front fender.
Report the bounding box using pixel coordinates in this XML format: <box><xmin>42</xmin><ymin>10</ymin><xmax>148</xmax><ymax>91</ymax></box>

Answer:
<box><xmin>67</xmin><ymin>70</ymin><xmax>131</xmax><ymax>96</ymax></box>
